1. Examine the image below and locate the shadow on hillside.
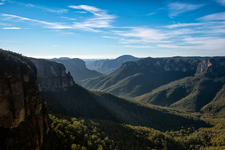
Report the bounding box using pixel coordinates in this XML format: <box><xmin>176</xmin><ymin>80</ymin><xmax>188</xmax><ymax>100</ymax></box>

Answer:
<box><xmin>93</xmin><ymin>92</ymin><xmax>212</xmax><ymax>132</ymax></box>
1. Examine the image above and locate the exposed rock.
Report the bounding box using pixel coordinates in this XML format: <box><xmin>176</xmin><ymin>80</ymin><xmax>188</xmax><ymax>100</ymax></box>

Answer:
<box><xmin>51</xmin><ymin>58</ymin><xmax>103</xmax><ymax>83</ymax></box>
<box><xmin>196</xmin><ymin>57</ymin><xmax>225</xmax><ymax>76</ymax></box>
<box><xmin>0</xmin><ymin>49</ymin><xmax>50</xmax><ymax>150</ymax></box>
<box><xmin>31</xmin><ymin>58</ymin><xmax>75</xmax><ymax>92</ymax></box>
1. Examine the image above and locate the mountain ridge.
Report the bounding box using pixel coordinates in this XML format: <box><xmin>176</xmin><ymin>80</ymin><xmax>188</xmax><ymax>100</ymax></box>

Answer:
<box><xmin>81</xmin><ymin>57</ymin><xmax>207</xmax><ymax>98</ymax></box>
<box><xmin>86</xmin><ymin>55</ymin><xmax>140</xmax><ymax>75</ymax></box>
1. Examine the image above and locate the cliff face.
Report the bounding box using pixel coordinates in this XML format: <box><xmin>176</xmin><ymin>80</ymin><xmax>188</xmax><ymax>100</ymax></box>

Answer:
<box><xmin>123</xmin><ymin>57</ymin><xmax>200</xmax><ymax>73</ymax></box>
<box><xmin>196</xmin><ymin>57</ymin><xmax>225</xmax><ymax>76</ymax></box>
<box><xmin>51</xmin><ymin>58</ymin><xmax>103</xmax><ymax>83</ymax></box>
<box><xmin>31</xmin><ymin>58</ymin><xmax>75</xmax><ymax>92</ymax></box>
<box><xmin>0</xmin><ymin>49</ymin><xmax>49</xmax><ymax>150</ymax></box>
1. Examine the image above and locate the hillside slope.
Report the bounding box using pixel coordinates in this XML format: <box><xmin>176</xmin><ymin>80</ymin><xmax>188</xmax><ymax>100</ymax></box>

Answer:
<box><xmin>81</xmin><ymin>57</ymin><xmax>206</xmax><ymax>98</ymax></box>
<box><xmin>136</xmin><ymin>57</ymin><xmax>225</xmax><ymax>117</ymax></box>
<box><xmin>33</xmin><ymin>58</ymin><xmax>209</xmax><ymax>132</ymax></box>
<box><xmin>52</xmin><ymin>58</ymin><xmax>103</xmax><ymax>83</ymax></box>
<box><xmin>86</xmin><ymin>55</ymin><xmax>140</xmax><ymax>75</ymax></box>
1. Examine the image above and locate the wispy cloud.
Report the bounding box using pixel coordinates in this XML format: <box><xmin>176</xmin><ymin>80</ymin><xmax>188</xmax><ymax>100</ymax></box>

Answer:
<box><xmin>102</xmin><ymin>36</ymin><xmax>118</xmax><ymax>39</ymax></box>
<box><xmin>215</xmin><ymin>0</ymin><xmax>225</xmax><ymax>6</ymax></box>
<box><xmin>158</xmin><ymin>37</ymin><xmax>225</xmax><ymax>52</ymax></box>
<box><xmin>196</xmin><ymin>12</ymin><xmax>225</xmax><ymax>21</ymax></box>
<box><xmin>147</xmin><ymin>12</ymin><xmax>156</xmax><ymax>16</ymax></box>
<box><xmin>166</xmin><ymin>22</ymin><xmax>204</xmax><ymax>29</ymax></box>
<box><xmin>3</xmin><ymin>27</ymin><xmax>21</xmax><ymax>29</ymax></box>
<box><xmin>168</xmin><ymin>2</ymin><xmax>204</xmax><ymax>18</ymax></box>
<box><xmin>1</xmin><ymin>13</ymin><xmax>72</xmax><ymax>29</ymax></box>
<box><xmin>24</xmin><ymin>3</ymin><xmax>68</xmax><ymax>14</ymax></box>
<box><xmin>69</xmin><ymin>5</ymin><xmax>116</xmax><ymax>29</ymax></box>
<box><xmin>124</xmin><ymin>45</ymin><xmax>153</xmax><ymax>48</ymax></box>
<box><xmin>114</xmin><ymin>27</ymin><xmax>168</xmax><ymax>44</ymax></box>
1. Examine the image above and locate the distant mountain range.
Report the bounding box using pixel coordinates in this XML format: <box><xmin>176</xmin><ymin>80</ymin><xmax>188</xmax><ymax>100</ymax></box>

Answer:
<box><xmin>32</xmin><ymin>57</ymin><xmax>209</xmax><ymax>131</ymax></box>
<box><xmin>85</xmin><ymin>55</ymin><xmax>140</xmax><ymax>75</ymax></box>
<box><xmin>51</xmin><ymin>58</ymin><xmax>103</xmax><ymax>83</ymax></box>
<box><xmin>81</xmin><ymin>57</ymin><xmax>208</xmax><ymax>97</ymax></box>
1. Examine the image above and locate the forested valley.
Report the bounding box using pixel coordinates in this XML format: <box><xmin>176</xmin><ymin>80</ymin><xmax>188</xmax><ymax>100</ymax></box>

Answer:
<box><xmin>1</xmin><ymin>49</ymin><xmax>225</xmax><ymax>150</ymax></box>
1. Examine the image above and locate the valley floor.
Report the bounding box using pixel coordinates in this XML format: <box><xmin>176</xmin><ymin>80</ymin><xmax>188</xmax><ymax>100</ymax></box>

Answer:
<box><xmin>43</xmin><ymin>113</ymin><xmax>225</xmax><ymax>150</ymax></box>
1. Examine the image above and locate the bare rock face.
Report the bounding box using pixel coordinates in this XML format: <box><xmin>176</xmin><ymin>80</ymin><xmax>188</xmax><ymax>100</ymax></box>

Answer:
<box><xmin>31</xmin><ymin>58</ymin><xmax>75</xmax><ymax>92</ymax></box>
<box><xmin>0</xmin><ymin>49</ymin><xmax>50</xmax><ymax>150</ymax></box>
<box><xmin>196</xmin><ymin>57</ymin><xmax>225</xmax><ymax>76</ymax></box>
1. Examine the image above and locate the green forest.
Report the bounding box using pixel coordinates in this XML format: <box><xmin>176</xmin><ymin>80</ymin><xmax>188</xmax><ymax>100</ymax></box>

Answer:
<box><xmin>43</xmin><ymin>114</ymin><xmax>225</xmax><ymax>150</ymax></box>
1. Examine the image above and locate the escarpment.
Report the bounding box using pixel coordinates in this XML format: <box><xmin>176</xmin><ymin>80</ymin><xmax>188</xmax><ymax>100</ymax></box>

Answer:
<box><xmin>31</xmin><ymin>58</ymin><xmax>75</xmax><ymax>92</ymax></box>
<box><xmin>0</xmin><ymin>49</ymin><xmax>50</xmax><ymax>150</ymax></box>
<box><xmin>196</xmin><ymin>57</ymin><xmax>225</xmax><ymax>76</ymax></box>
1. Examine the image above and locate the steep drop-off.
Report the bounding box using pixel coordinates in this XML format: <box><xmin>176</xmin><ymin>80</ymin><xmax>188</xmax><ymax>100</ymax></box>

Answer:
<box><xmin>33</xmin><ymin>58</ymin><xmax>209</xmax><ymax>132</ymax></box>
<box><xmin>0</xmin><ymin>49</ymin><xmax>50</xmax><ymax>150</ymax></box>
<box><xmin>51</xmin><ymin>58</ymin><xmax>103</xmax><ymax>83</ymax></box>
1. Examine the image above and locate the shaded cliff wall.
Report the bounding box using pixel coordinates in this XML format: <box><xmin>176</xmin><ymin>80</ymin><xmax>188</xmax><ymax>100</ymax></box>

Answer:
<box><xmin>31</xmin><ymin>58</ymin><xmax>75</xmax><ymax>92</ymax></box>
<box><xmin>0</xmin><ymin>49</ymin><xmax>50</xmax><ymax>150</ymax></box>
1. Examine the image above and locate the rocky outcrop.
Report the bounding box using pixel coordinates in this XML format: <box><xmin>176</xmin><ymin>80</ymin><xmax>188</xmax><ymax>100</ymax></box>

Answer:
<box><xmin>51</xmin><ymin>58</ymin><xmax>103</xmax><ymax>83</ymax></box>
<box><xmin>196</xmin><ymin>57</ymin><xmax>225</xmax><ymax>76</ymax></box>
<box><xmin>31</xmin><ymin>58</ymin><xmax>75</xmax><ymax>92</ymax></box>
<box><xmin>0</xmin><ymin>49</ymin><xmax>50</xmax><ymax>149</ymax></box>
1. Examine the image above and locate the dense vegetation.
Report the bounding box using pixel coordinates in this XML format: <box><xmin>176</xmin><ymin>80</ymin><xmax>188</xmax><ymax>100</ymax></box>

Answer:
<box><xmin>135</xmin><ymin>74</ymin><xmax>225</xmax><ymax>117</ymax></box>
<box><xmin>41</xmin><ymin>85</ymin><xmax>210</xmax><ymax>132</ymax></box>
<box><xmin>42</xmin><ymin>114</ymin><xmax>225</xmax><ymax>150</ymax></box>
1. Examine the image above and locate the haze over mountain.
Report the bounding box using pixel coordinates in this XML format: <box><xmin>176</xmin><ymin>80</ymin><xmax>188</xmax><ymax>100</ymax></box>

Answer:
<box><xmin>81</xmin><ymin>57</ymin><xmax>208</xmax><ymax>98</ymax></box>
<box><xmin>51</xmin><ymin>57</ymin><xmax>103</xmax><ymax>83</ymax></box>
<box><xmin>86</xmin><ymin>55</ymin><xmax>140</xmax><ymax>75</ymax></box>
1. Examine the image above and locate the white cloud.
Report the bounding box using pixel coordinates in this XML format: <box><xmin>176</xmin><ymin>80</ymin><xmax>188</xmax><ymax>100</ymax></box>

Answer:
<box><xmin>216</xmin><ymin>0</ymin><xmax>225</xmax><ymax>6</ymax></box>
<box><xmin>102</xmin><ymin>36</ymin><xmax>118</xmax><ymax>39</ymax></box>
<box><xmin>114</xmin><ymin>27</ymin><xmax>168</xmax><ymax>43</ymax></box>
<box><xmin>69</xmin><ymin>5</ymin><xmax>101</xmax><ymax>12</ymax></box>
<box><xmin>168</xmin><ymin>2</ymin><xmax>204</xmax><ymax>18</ymax></box>
<box><xmin>124</xmin><ymin>45</ymin><xmax>153</xmax><ymax>48</ymax></box>
<box><xmin>159</xmin><ymin>37</ymin><xmax>225</xmax><ymax>52</ymax></box>
<box><xmin>166</xmin><ymin>22</ymin><xmax>204</xmax><ymax>29</ymax></box>
<box><xmin>158</xmin><ymin>44</ymin><xmax>186</xmax><ymax>49</ymax></box>
<box><xmin>69</xmin><ymin>5</ymin><xmax>116</xmax><ymax>29</ymax></box>
<box><xmin>1</xmin><ymin>13</ymin><xmax>72</xmax><ymax>29</ymax></box>
<box><xmin>197</xmin><ymin>12</ymin><xmax>225</xmax><ymax>21</ymax></box>
<box><xmin>24</xmin><ymin>3</ymin><xmax>68</xmax><ymax>14</ymax></box>
<box><xmin>3</xmin><ymin>27</ymin><xmax>21</xmax><ymax>29</ymax></box>
<box><xmin>147</xmin><ymin>12</ymin><xmax>156</xmax><ymax>16</ymax></box>
<box><xmin>0</xmin><ymin>13</ymin><xmax>104</xmax><ymax>32</ymax></box>
<box><xmin>0</xmin><ymin>2</ymin><xmax>4</xmax><ymax>5</ymax></box>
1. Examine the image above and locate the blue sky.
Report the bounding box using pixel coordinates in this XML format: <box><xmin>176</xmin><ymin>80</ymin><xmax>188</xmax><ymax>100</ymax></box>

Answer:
<box><xmin>0</xmin><ymin>0</ymin><xmax>225</xmax><ymax>58</ymax></box>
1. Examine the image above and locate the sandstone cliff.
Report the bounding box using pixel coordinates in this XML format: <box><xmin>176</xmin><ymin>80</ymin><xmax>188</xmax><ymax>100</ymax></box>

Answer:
<box><xmin>31</xmin><ymin>58</ymin><xmax>75</xmax><ymax>92</ymax></box>
<box><xmin>0</xmin><ymin>49</ymin><xmax>50</xmax><ymax>150</ymax></box>
<box><xmin>196</xmin><ymin>57</ymin><xmax>225</xmax><ymax>76</ymax></box>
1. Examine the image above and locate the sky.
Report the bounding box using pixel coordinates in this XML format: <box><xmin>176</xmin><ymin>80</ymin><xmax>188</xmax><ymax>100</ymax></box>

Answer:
<box><xmin>0</xmin><ymin>0</ymin><xmax>225</xmax><ymax>59</ymax></box>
